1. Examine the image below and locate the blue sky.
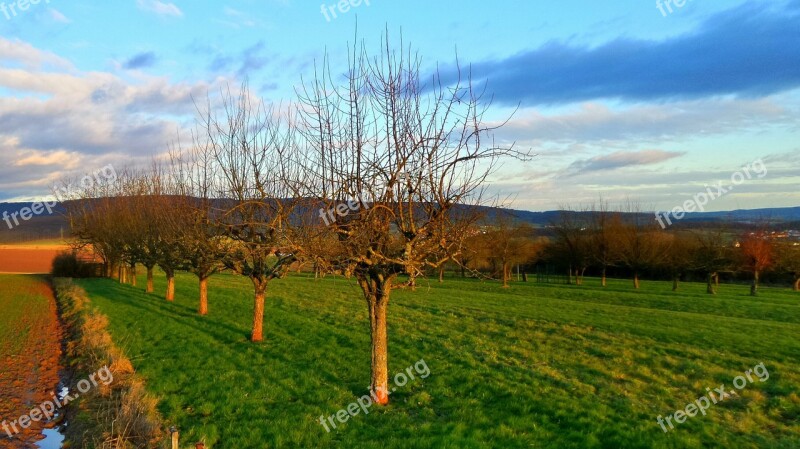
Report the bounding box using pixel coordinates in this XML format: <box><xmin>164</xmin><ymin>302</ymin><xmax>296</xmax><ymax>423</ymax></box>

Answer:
<box><xmin>0</xmin><ymin>0</ymin><xmax>798</xmax><ymax>212</ymax></box>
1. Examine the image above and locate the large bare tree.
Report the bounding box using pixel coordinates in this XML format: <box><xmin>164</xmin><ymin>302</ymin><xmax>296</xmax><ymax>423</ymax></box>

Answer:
<box><xmin>296</xmin><ymin>35</ymin><xmax>529</xmax><ymax>404</ymax></box>
<box><xmin>195</xmin><ymin>85</ymin><xmax>303</xmax><ymax>342</ymax></box>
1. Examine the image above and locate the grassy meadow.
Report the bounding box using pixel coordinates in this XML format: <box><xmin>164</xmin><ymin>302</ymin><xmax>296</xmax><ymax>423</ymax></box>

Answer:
<box><xmin>73</xmin><ymin>273</ymin><xmax>800</xmax><ymax>448</ymax></box>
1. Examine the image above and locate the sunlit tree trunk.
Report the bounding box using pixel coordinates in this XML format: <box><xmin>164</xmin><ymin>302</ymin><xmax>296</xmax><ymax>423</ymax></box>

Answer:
<box><xmin>146</xmin><ymin>265</ymin><xmax>155</xmax><ymax>293</ymax></box>
<box><xmin>633</xmin><ymin>272</ymin><xmax>640</xmax><ymax>289</ymax></box>
<box><xmin>198</xmin><ymin>277</ymin><xmax>209</xmax><ymax>315</ymax></box>
<box><xmin>601</xmin><ymin>267</ymin><xmax>607</xmax><ymax>287</ymax></box>
<box><xmin>166</xmin><ymin>275</ymin><xmax>175</xmax><ymax>302</ymax></box>
<box><xmin>251</xmin><ymin>278</ymin><xmax>268</xmax><ymax>342</ymax></box>
<box><xmin>794</xmin><ymin>276</ymin><xmax>800</xmax><ymax>292</ymax></box>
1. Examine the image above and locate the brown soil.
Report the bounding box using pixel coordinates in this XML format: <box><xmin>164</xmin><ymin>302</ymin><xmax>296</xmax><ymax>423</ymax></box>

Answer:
<box><xmin>0</xmin><ymin>249</ymin><xmax>66</xmax><ymax>274</ymax></box>
<box><xmin>0</xmin><ymin>276</ymin><xmax>63</xmax><ymax>448</ymax></box>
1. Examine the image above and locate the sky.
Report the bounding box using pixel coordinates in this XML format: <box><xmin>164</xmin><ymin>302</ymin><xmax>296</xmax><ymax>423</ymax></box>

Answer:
<box><xmin>0</xmin><ymin>0</ymin><xmax>798</xmax><ymax>212</ymax></box>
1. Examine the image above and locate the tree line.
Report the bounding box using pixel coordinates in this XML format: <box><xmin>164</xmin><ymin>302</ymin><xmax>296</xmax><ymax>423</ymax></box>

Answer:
<box><xmin>452</xmin><ymin>204</ymin><xmax>800</xmax><ymax>295</ymax></box>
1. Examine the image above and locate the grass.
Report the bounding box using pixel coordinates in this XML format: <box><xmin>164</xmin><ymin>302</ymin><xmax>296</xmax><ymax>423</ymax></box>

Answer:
<box><xmin>74</xmin><ymin>273</ymin><xmax>800</xmax><ymax>449</ymax></box>
<box><xmin>0</xmin><ymin>274</ymin><xmax>51</xmax><ymax>357</ymax></box>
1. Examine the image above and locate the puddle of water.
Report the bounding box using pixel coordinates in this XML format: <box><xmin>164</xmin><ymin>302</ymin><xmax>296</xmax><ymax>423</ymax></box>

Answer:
<box><xmin>36</xmin><ymin>428</ymin><xmax>64</xmax><ymax>449</ymax></box>
<box><xmin>36</xmin><ymin>383</ymin><xmax>70</xmax><ymax>448</ymax></box>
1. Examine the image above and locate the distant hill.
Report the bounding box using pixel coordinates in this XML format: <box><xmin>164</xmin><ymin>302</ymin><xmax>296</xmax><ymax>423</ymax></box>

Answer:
<box><xmin>0</xmin><ymin>201</ymin><xmax>797</xmax><ymax>243</ymax></box>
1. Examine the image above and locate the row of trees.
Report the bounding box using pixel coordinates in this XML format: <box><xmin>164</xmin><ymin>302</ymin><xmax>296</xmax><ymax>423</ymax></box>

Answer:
<box><xmin>455</xmin><ymin>204</ymin><xmax>800</xmax><ymax>295</ymax></box>
<box><xmin>65</xmin><ymin>36</ymin><xmax>529</xmax><ymax>406</ymax></box>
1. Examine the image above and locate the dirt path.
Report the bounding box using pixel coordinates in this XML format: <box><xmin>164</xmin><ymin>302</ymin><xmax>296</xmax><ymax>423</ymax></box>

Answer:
<box><xmin>0</xmin><ymin>275</ymin><xmax>63</xmax><ymax>448</ymax></box>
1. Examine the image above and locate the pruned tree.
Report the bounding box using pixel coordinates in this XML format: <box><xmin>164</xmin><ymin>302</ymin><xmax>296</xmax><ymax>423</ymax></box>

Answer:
<box><xmin>775</xmin><ymin>240</ymin><xmax>800</xmax><ymax>292</ymax></box>
<box><xmin>587</xmin><ymin>201</ymin><xmax>620</xmax><ymax>287</ymax></box>
<box><xmin>739</xmin><ymin>230</ymin><xmax>775</xmax><ymax>296</ymax></box>
<box><xmin>482</xmin><ymin>215</ymin><xmax>541</xmax><ymax>287</ymax></box>
<box><xmin>552</xmin><ymin>209</ymin><xmax>591</xmax><ymax>285</ymax></box>
<box><xmin>195</xmin><ymin>84</ymin><xmax>303</xmax><ymax>341</ymax></box>
<box><xmin>692</xmin><ymin>229</ymin><xmax>733</xmax><ymax>295</ymax></box>
<box><xmin>658</xmin><ymin>231</ymin><xmax>696</xmax><ymax>291</ymax></box>
<box><xmin>296</xmin><ymin>34</ymin><xmax>529</xmax><ymax>404</ymax></box>
<box><xmin>611</xmin><ymin>202</ymin><xmax>665</xmax><ymax>289</ymax></box>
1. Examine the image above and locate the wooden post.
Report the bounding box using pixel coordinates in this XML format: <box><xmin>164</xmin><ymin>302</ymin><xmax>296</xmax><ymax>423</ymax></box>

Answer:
<box><xmin>170</xmin><ymin>427</ymin><xmax>179</xmax><ymax>449</ymax></box>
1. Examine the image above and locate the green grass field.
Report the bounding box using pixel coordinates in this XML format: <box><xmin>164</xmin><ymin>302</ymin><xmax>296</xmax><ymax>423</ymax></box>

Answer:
<box><xmin>74</xmin><ymin>273</ymin><xmax>800</xmax><ymax>449</ymax></box>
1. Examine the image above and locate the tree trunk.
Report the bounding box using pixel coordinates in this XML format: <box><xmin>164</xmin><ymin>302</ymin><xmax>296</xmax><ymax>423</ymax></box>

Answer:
<box><xmin>601</xmin><ymin>267</ymin><xmax>607</xmax><ymax>287</ymax></box>
<box><xmin>130</xmin><ymin>265</ymin><xmax>137</xmax><ymax>287</ymax></box>
<box><xmin>567</xmin><ymin>266</ymin><xmax>573</xmax><ymax>285</ymax></box>
<box><xmin>146</xmin><ymin>266</ymin><xmax>154</xmax><ymax>293</ymax></box>
<box><xmin>750</xmin><ymin>270</ymin><xmax>759</xmax><ymax>296</ymax></box>
<box><xmin>502</xmin><ymin>263</ymin><xmax>510</xmax><ymax>288</ymax></box>
<box><xmin>794</xmin><ymin>276</ymin><xmax>800</xmax><ymax>292</ymax></box>
<box><xmin>166</xmin><ymin>274</ymin><xmax>175</xmax><ymax>302</ymax></box>
<box><xmin>438</xmin><ymin>267</ymin><xmax>444</xmax><ymax>283</ymax></box>
<box><xmin>251</xmin><ymin>279</ymin><xmax>267</xmax><ymax>342</ymax></box>
<box><xmin>633</xmin><ymin>272</ymin><xmax>640</xmax><ymax>289</ymax></box>
<box><xmin>714</xmin><ymin>273</ymin><xmax>720</xmax><ymax>286</ymax></box>
<box><xmin>707</xmin><ymin>272</ymin><xmax>717</xmax><ymax>295</ymax></box>
<box><xmin>119</xmin><ymin>265</ymin><xmax>126</xmax><ymax>283</ymax></box>
<box><xmin>368</xmin><ymin>290</ymin><xmax>390</xmax><ymax>406</ymax></box>
<box><xmin>198</xmin><ymin>277</ymin><xmax>209</xmax><ymax>315</ymax></box>
<box><xmin>672</xmin><ymin>276</ymin><xmax>679</xmax><ymax>292</ymax></box>
<box><xmin>522</xmin><ymin>272</ymin><xmax>528</xmax><ymax>282</ymax></box>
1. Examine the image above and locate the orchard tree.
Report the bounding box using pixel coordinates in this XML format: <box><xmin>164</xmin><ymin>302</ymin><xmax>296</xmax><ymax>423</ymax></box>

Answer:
<box><xmin>195</xmin><ymin>85</ymin><xmax>303</xmax><ymax>342</ymax></box>
<box><xmin>296</xmin><ymin>35</ymin><xmax>529</xmax><ymax>404</ymax></box>
<box><xmin>775</xmin><ymin>240</ymin><xmax>800</xmax><ymax>292</ymax></box>
<box><xmin>739</xmin><ymin>230</ymin><xmax>774</xmax><ymax>296</ymax></box>
<box><xmin>692</xmin><ymin>229</ymin><xmax>733</xmax><ymax>295</ymax></box>
<box><xmin>611</xmin><ymin>203</ymin><xmax>665</xmax><ymax>289</ymax></box>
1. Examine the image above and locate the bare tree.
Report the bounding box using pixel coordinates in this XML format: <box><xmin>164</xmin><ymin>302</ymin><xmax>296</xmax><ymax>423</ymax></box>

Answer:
<box><xmin>692</xmin><ymin>228</ymin><xmax>733</xmax><ymax>295</ymax></box>
<box><xmin>611</xmin><ymin>202</ymin><xmax>665</xmax><ymax>289</ymax></box>
<box><xmin>296</xmin><ymin>34</ymin><xmax>529</xmax><ymax>404</ymax></box>
<box><xmin>588</xmin><ymin>201</ymin><xmax>620</xmax><ymax>287</ymax></box>
<box><xmin>775</xmin><ymin>240</ymin><xmax>800</xmax><ymax>292</ymax></box>
<box><xmin>739</xmin><ymin>230</ymin><xmax>775</xmax><ymax>296</ymax></box>
<box><xmin>552</xmin><ymin>209</ymin><xmax>590</xmax><ymax>285</ymax></box>
<box><xmin>195</xmin><ymin>84</ymin><xmax>303</xmax><ymax>342</ymax></box>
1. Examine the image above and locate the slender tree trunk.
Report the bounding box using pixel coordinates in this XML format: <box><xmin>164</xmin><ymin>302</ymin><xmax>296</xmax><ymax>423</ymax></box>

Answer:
<box><xmin>251</xmin><ymin>278</ymin><xmax>267</xmax><ymax>342</ymax></box>
<box><xmin>502</xmin><ymin>263</ymin><xmax>510</xmax><ymax>288</ymax></box>
<box><xmin>794</xmin><ymin>276</ymin><xmax>800</xmax><ymax>292</ymax></box>
<box><xmin>130</xmin><ymin>265</ymin><xmax>137</xmax><ymax>287</ymax></box>
<box><xmin>672</xmin><ymin>275</ymin><xmax>679</xmax><ymax>291</ymax></box>
<box><xmin>601</xmin><ymin>267</ymin><xmax>607</xmax><ymax>287</ymax></box>
<box><xmin>633</xmin><ymin>272</ymin><xmax>640</xmax><ymax>289</ymax></box>
<box><xmin>715</xmin><ymin>273</ymin><xmax>720</xmax><ymax>286</ymax></box>
<box><xmin>567</xmin><ymin>266</ymin><xmax>573</xmax><ymax>285</ymax></box>
<box><xmin>166</xmin><ymin>274</ymin><xmax>175</xmax><ymax>302</ymax></box>
<box><xmin>146</xmin><ymin>266</ymin><xmax>154</xmax><ymax>293</ymax></box>
<box><xmin>119</xmin><ymin>265</ymin><xmax>125</xmax><ymax>283</ymax></box>
<box><xmin>368</xmin><ymin>289</ymin><xmax>390</xmax><ymax>406</ymax></box>
<box><xmin>438</xmin><ymin>267</ymin><xmax>444</xmax><ymax>283</ymax></box>
<box><xmin>751</xmin><ymin>270</ymin><xmax>759</xmax><ymax>296</ymax></box>
<box><xmin>460</xmin><ymin>264</ymin><xmax>466</xmax><ymax>278</ymax></box>
<box><xmin>198</xmin><ymin>277</ymin><xmax>209</xmax><ymax>315</ymax></box>
<box><xmin>707</xmin><ymin>272</ymin><xmax>717</xmax><ymax>295</ymax></box>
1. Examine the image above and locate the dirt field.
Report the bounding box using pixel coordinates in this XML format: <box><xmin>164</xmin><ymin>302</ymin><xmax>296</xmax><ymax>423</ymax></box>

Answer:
<box><xmin>0</xmin><ymin>247</ymin><xmax>67</xmax><ymax>274</ymax></box>
<box><xmin>0</xmin><ymin>275</ymin><xmax>63</xmax><ymax>448</ymax></box>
